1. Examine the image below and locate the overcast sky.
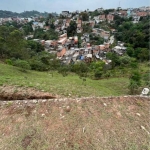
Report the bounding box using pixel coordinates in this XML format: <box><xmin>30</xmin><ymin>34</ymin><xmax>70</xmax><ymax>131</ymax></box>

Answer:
<box><xmin>0</xmin><ymin>0</ymin><xmax>149</xmax><ymax>13</ymax></box>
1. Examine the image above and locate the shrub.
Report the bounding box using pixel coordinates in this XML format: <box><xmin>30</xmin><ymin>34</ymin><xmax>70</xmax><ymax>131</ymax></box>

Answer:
<box><xmin>58</xmin><ymin>66</ymin><xmax>69</xmax><ymax>77</ymax></box>
<box><xmin>128</xmin><ymin>70</ymin><xmax>141</xmax><ymax>94</ymax></box>
<box><xmin>94</xmin><ymin>69</ymin><xmax>103</xmax><ymax>79</ymax></box>
<box><xmin>13</xmin><ymin>59</ymin><xmax>31</xmax><ymax>72</ymax></box>
<box><xmin>5</xmin><ymin>59</ymin><xmax>13</xmax><ymax>65</ymax></box>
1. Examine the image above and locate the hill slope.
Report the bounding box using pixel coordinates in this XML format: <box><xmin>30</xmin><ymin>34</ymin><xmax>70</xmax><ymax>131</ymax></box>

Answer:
<box><xmin>0</xmin><ymin>96</ymin><xmax>149</xmax><ymax>150</ymax></box>
<box><xmin>0</xmin><ymin>63</ymin><xmax>130</xmax><ymax>98</ymax></box>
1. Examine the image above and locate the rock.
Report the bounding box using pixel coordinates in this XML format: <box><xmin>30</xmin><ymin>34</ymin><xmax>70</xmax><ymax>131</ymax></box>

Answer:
<box><xmin>60</xmin><ymin>116</ymin><xmax>65</xmax><ymax>119</ymax></box>
<box><xmin>116</xmin><ymin>111</ymin><xmax>122</xmax><ymax>118</ymax></box>
<box><xmin>24</xmin><ymin>101</ymin><xmax>28</xmax><ymax>104</ymax></box>
<box><xmin>42</xmin><ymin>100</ymin><xmax>47</xmax><ymax>103</ymax></box>
<box><xmin>103</xmin><ymin>103</ymin><xmax>107</xmax><ymax>106</ymax></box>
<box><xmin>83</xmin><ymin>127</ymin><xmax>86</xmax><ymax>133</ymax></box>
<box><xmin>32</xmin><ymin>100</ymin><xmax>38</xmax><ymax>104</ymax></box>
<box><xmin>54</xmin><ymin>99</ymin><xmax>57</xmax><ymax>102</ymax></box>
<box><xmin>33</xmin><ymin>110</ymin><xmax>36</xmax><ymax>113</ymax></box>
<box><xmin>141</xmin><ymin>88</ymin><xmax>149</xmax><ymax>95</ymax></box>
<box><xmin>136</xmin><ymin>113</ymin><xmax>141</xmax><ymax>117</ymax></box>
<box><xmin>65</xmin><ymin>106</ymin><xmax>71</xmax><ymax>112</ymax></box>
<box><xmin>41</xmin><ymin>114</ymin><xmax>45</xmax><ymax>117</ymax></box>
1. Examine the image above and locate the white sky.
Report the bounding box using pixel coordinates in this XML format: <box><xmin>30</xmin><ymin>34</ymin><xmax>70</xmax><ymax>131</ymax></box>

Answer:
<box><xmin>0</xmin><ymin>0</ymin><xmax>149</xmax><ymax>13</ymax></box>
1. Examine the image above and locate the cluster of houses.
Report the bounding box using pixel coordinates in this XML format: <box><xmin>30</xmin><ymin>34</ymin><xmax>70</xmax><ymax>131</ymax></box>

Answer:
<box><xmin>32</xmin><ymin>31</ymin><xmax>126</xmax><ymax>65</ymax></box>
<box><xmin>0</xmin><ymin>16</ymin><xmax>45</xmax><ymax>25</ymax></box>
<box><xmin>0</xmin><ymin>6</ymin><xmax>149</xmax><ymax>65</ymax></box>
<box><xmin>26</xmin><ymin>6</ymin><xmax>150</xmax><ymax>65</ymax></box>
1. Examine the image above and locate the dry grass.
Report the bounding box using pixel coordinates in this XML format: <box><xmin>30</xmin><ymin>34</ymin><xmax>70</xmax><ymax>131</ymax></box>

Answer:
<box><xmin>0</xmin><ymin>96</ymin><xmax>149</xmax><ymax>150</ymax></box>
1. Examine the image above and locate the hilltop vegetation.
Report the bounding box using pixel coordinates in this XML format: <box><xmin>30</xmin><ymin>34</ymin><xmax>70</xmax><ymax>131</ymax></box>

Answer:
<box><xmin>0</xmin><ymin>10</ymin><xmax>49</xmax><ymax>18</ymax></box>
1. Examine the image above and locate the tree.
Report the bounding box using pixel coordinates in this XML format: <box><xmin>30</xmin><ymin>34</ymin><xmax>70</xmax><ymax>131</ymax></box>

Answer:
<box><xmin>119</xmin><ymin>55</ymin><xmax>132</xmax><ymax>66</ymax></box>
<box><xmin>67</xmin><ymin>21</ymin><xmax>77</xmax><ymax>37</ymax></box>
<box><xmin>128</xmin><ymin>70</ymin><xmax>141</xmax><ymax>94</ymax></box>
<box><xmin>0</xmin><ymin>36</ymin><xmax>6</xmax><ymax>58</ymax></box>
<box><xmin>80</xmin><ymin>12</ymin><xmax>89</xmax><ymax>21</ymax></box>
<box><xmin>106</xmin><ymin>52</ymin><xmax>120</xmax><ymax>68</ymax></box>
<box><xmin>90</xmin><ymin>61</ymin><xmax>105</xmax><ymax>79</ymax></box>
<box><xmin>23</xmin><ymin>23</ymin><xmax>33</xmax><ymax>35</ymax></box>
<box><xmin>134</xmin><ymin>48</ymin><xmax>149</xmax><ymax>61</ymax></box>
<box><xmin>7</xmin><ymin>30</ymin><xmax>29</xmax><ymax>59</ymax></box>
<box><xmin>127</xmin><ymin>47</ymin><xmax>134</xmax><ymax>57</ymax></box>
<box><xmin>58</xmin><ymin>65</ymin><xmax>69</xmax><ymax>77</ymax></box>
<box><xmin>94</xmin><ymin>69</ymin><xmax>103</xmax><ymax>79</ymax></box>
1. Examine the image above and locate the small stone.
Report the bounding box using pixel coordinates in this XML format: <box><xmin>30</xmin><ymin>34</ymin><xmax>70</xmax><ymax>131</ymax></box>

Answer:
<box><xmin>41</xmin><ymin>114</ymin><xmax>45</xmax><ymax>117</ymax></box>
<box><xmin>116</xmin><ymin>111</ymin><xmax>122</xmax><ymax>118</ymax></box>
<box><xmin>33</xmin><ymin>110</ymin><xmax>37</xmax><ymax>113</ymax></box>
<box><xmin>103</xmin><ymin>103</ymin><xmax>107</xmax><ymax>106</ymax></box>
<box><xmin>24</xmin><ymin>101</ymin><xmax>28</xmax><ymax>104</ymax></box>
<box><xmin>83</xmin><ymin>127</ymin><xmax>86</xmax><ymax>133</ymax></box>
<box><xmin>33</xmin><ymin>100</ymin><xmax>38</xmax><ymax>103</ymax></box>
<box><xmin>136</xmin><ymin>113</ymin><xmax>141</xmax><ymax>117</ymax></box>
<box><xmin>65</xmin><ymin>106</ymin><xmax>71</xmax><ymax>112</ymax></box>
<box><xmin>141</xmin><ymin>126</ymin><xmax>145</xmax><ymax>130</ymax></box>
<box><xmin>60</xmin><ymin>116</ymin><xmax>65</xmax><ymax>119</ymax></box>
<box><xmin>42</xmin><ymin>100</ymin><xmax>47</xmax><ymax>103</ymax></box>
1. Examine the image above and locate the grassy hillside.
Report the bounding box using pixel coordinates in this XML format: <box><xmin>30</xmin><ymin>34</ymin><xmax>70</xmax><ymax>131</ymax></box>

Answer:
<box><xmin>0</xmin><ymin>96</ymin><xmax>149</xmax><ymax>150</ymax></box>
<box><xmin>0</xmin><ymin>63</ymin><xmax>130</xmax><ymax>97</ymax></box>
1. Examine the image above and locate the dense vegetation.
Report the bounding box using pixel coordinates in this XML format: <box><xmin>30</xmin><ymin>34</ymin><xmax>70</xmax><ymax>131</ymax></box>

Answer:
<box><xmin>114</xmin><ymin>16</ymin><xmax>149</xmax><ymax>61</ymax></box>
<box><xmin>34</xmin><ymin>28</ymin><xmax>58</xmax><ymax>40</ymax></box>
<box><xmin>0</xmin><ymin>25</ymin><xmax>60</xmax><ymax>71</ymax></box>
<box><xmin>0</xmin><ymin>10</ymin><xmax>49</xmax><ymax>18</ymax></box>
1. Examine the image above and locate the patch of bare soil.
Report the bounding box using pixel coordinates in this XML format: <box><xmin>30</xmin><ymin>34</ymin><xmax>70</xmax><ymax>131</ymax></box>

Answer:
<box><xmin>0</xmin><ymin>85</ymin><xmax>56</xmax><ymax>100</ymax></box>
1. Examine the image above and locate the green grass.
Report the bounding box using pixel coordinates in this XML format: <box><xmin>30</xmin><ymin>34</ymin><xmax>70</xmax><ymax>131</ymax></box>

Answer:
<box><xmin>0</xmin><ymin>62</ymin><xmax>130</xmax><ymax>97</ymax></box>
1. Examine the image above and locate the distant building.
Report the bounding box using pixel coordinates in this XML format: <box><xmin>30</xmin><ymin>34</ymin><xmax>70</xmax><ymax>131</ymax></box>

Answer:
<box><xmin>61</xmin><ymin>11</ymin><xmax>69</xmax><ymax>17</ymax></box>
<box><xmin>96</xmin><ymin>7</ymin><xmax>104</xmax><ymax>13</ymax></box>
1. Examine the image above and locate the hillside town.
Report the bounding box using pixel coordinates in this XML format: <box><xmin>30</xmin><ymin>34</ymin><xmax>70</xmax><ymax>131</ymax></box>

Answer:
<box><xmin>0</xmin><ymin>6</ymin><xmax>149</xmax><ymax>66</ymax></box>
